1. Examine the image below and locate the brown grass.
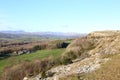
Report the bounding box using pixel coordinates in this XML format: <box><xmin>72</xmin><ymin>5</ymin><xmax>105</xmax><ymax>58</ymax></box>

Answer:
<box><xmin>1</xmin><ymin>55</ymin><xmax>64</xmax><ymax>80</ymax></box>
<box><xmin>1</xmin><ymin>59</ymin><xmax>49</xmax><ymax>80</ymax></box>
<box><xmin>61</xmin><ymin>37</ymin><xmax>95</xmax><ymax>64</ymax></box>
<box><xmin>82</xmin><ymin>54</ymin><xmax>120</xmax><ymax>80</ymax></box>
<box><xmin>60</xmin><ymin>75</ymin><xmax>79</xmax><ymax>80</ymax></box>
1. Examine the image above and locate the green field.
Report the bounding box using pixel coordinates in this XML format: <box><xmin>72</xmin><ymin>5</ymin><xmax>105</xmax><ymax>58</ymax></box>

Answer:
<box><xmin>0</xmin><ymin>49</ymin><xmax>65</xmax><ymax>74</ymax></box>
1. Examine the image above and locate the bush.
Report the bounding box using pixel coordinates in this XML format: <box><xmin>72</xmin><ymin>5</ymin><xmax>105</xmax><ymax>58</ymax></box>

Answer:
<box><xmin>47</xmin><ymin>40</ymin><xmax>69</xmax><ymax>49</ymax></box>
<box><xmin>33</xmin><ymin>45</ymin><xmax>42</xmax><ymax>50</ymax></box>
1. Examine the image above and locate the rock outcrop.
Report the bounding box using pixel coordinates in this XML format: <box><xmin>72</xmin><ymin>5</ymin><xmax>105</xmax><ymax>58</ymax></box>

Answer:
<box><xmin>88</xmin><ymin>30</ymin><xmax>120</xmax><ymax>38</ymax></box>
<box><xmin>88</xmin><ymin>30</ymin><xmax>120</xmax><ymax>55</ymax></box>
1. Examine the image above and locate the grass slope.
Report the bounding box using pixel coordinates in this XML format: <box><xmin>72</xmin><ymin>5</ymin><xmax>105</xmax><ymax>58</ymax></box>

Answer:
<box><xmin>0</xmin><ymin>49</ymin><xmax>65</xmax><ymax>74</ymax></box>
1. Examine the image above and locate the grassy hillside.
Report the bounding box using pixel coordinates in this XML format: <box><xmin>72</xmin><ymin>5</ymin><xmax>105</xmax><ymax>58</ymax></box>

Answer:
<box><xmin>0</xmin><ymin>49</ymin><xmax>65</xmax><ymax>75</ymax></box>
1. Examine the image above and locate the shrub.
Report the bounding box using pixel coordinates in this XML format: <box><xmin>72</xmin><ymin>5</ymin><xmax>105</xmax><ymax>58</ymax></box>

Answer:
<box><xmin>33</xmin><ymin>45</ymin><xmax>42</xmax><ymax>51</ymax></box>
<box><xmin>46</xmin><ymin>40</ymin><xmax>69</xmax><ymax>49</ymax></box>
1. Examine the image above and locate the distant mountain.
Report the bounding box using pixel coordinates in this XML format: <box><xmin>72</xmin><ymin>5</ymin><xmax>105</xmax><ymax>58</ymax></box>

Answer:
<box><xmin>0</xmin><ymin>32</ymin><xmax>19</xmax><ymax>38</ymax></box>
<box><xmin>0</xmin><ymin>31</ymin><xmax>86</xmax><ymax>39</ymax></box>
<box><xmin>1</xmin><ymin>30</ymin><xmax>26</xmax><ymax>34</ymax></box>
<box><xmin>33</xmin><ymin>32</ymin><xmax>86</xmax><ymax>38</ymax></box>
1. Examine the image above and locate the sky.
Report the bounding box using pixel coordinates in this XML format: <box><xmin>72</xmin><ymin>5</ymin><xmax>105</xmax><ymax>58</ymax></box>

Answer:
<box><xmin>0</xmin><ymin>0</ymin><xmax>120</xmax><ymax>33</ymax></box>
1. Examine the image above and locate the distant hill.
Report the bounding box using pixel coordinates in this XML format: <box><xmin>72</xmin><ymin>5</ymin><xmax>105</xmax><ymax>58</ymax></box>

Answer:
<box><xmin>0</xmin><ymin>30</ymin><xmax>25</xmax><ymax>34</ymax></box>
<box><xmin>0</xmin><ymin>32</ymin><xmax>21</xmax><ymax>39</ymax></box>
<box><xmin>33</xmin><ymin>32</ymin><xmax>86</xmax><ymax>39</ymax></box>
<box><xmin>0</xmin><ymin>31</ymin><xmax>86</xmax><ymax>40</ymax></box>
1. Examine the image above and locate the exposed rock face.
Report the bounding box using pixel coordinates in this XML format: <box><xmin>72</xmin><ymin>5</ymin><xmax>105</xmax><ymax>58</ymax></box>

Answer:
<box><xmin>88</xmin><ymin>30</ymin><xmax>120</xmax><ymax>55</ymax></box>
<box><xmin>45</xmin><ymin>54</ymin><xmax>108</xmax><ymax>80</ymax></box>
<box><xmin>24</xmin><ymin>30</ymin><xmax>120</xmax><ymax>80</ymax></box>
<box><xmin>23</xmin><ymin>77</ymin><xmax>29</xmax><ymax>80</ymax></box>
<box><xmin>88</xmin><ymin>30</ymin><xmax>120</xmax><ymax>38</ymax></box>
